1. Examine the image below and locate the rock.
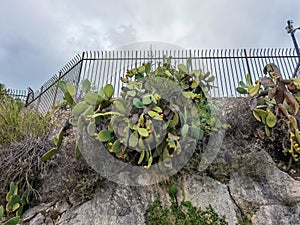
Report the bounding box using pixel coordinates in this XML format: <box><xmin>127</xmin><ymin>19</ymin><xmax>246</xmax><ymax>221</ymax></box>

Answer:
<box><xmin>252</xmin><ymin>205</ymin><xmax>300</xmax><ymax>225</ymax></box>
<box><xmin>28</xmin><ymin>213</ymin><xmax>45</xmax><ymax>225</ymax></box>
<box><xmin>22</xmin><ymin>202</ymin><xmax>54</xmax><ymax>222</ymax></box>
<box><xmin>57</xmin><ymin>180</ymin><xmax>158</xmax><ymax>225</ymax></box>
<box><xmin>184</xmin><ymin>175</ymin><xmax>240</xmax><ymax>225</ymax></box>
<box><xmin>229</xmin><ymin>150</ymin><xmax>300</xmax><ymax>223</ymax></box>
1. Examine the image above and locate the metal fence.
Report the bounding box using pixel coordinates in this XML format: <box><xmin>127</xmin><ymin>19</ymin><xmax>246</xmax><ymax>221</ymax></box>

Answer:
<box><xmin>25</xmin><ymin>48</ymin><xmax>299</xmax><ymax>114</ymax></box>
<box><xmin>6</xmin><ymin>88</ymin><xmax>29</xmax><ymax>103</ymax></box>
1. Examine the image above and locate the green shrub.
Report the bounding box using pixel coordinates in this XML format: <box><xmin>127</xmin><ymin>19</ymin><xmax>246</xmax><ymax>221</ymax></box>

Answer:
<box><xmin>0</xmin><ymin>93</ymin><xmax>50</xmax><ymax>146</ymax></box>
<box><xmin>147</xmin><ymin>183</ymin><xmax>228</xmax><ymax>225</ymax></box>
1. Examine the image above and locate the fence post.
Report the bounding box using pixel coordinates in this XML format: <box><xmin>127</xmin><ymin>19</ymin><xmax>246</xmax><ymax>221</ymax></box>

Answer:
<box><xmin>25</xmin><ymin>87</ymin><xmax>34</xmax><ymax>106</ymax></box>
<box><xmin>52</xmin><ymin>72</ymin><xmax>62</xmax><ymax>107</ymax></box>
<box><xmin>243</xmin><ymin>49</ymin><xmax>251</xmax><ymax>76</ymax></box>
<box><xmin>75</xmin><ymin>52</ymin><xmax>85</xmax><ymax>91</ymax></box>
<box><xmin>36</xmin><ymin>86</ymin><xmax>43</xmax><ymax>110</ymax></box>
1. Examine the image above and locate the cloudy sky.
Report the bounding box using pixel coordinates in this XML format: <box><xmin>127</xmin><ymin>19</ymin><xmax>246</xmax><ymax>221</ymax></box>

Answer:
<box><xmin>0</xmin><ymin>0</ymin><xmax>300</xmax><ymax>90</ymax></box>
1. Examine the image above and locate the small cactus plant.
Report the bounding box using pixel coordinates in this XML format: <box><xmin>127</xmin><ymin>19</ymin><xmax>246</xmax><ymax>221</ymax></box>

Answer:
<box><xmin>0</xmin><ymin>182</ymin><xmax>28</xmax><ymax>225</ymax></box>
<box><xmin>237</xmin><ymin>63</ymin><xmax>300</xmax><ymax>162</ymax></box>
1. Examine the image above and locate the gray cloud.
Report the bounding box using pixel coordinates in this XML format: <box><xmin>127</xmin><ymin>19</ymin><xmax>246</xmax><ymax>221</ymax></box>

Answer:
<box><xmin>0</xmin><ymin>0</ymin><xmax>300</xmax><ymax>90</ymax></box>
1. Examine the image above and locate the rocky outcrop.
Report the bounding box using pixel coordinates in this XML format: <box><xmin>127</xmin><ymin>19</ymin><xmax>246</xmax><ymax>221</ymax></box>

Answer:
<box><xmin>20</xmin><ymin>98</ymin><xmax>300</xmax><ymax>225</ymax></box>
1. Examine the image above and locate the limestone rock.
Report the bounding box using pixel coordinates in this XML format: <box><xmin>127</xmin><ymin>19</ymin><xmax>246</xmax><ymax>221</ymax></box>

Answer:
<box><xmin>229</xmin><ymin>150</ymin><xmax>300</xmax><ymax>223</ymax></box>
<box><xmin>184</xmin><ymin>175</ymin><xmax>239</xmax><ymax>225</ymax></box>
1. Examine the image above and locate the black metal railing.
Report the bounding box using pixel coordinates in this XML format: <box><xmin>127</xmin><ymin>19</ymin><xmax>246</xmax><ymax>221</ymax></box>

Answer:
<box><xmin>6</xmin><ymin>88</ymin><xmax>28</xmax><ymax>102</ymax></box>
<box><xmin>25</xmin><ymin>48</ymin><xmax>299</xmax><ymax>114</ymax></box>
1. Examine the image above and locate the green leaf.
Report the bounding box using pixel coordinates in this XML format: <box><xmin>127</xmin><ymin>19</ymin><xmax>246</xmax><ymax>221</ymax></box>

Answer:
<box><xmin>137</xmin><ymin>114</ymin><xmax>145</xmax><ymax>127</ymax></box>
<box><xmin>66</xmin><ymin>82</ymin><xmax>76</xmax><ymax>96</ymax></box>
<box><xmin>152</xmin><ymin>106</ymin><xmax>163</xmax><ymax>113</ymax></box>
<box><xmin>82</xmin><ymin>79</ymin><xmax>91</xmax><ymax>93</ymax></box>
<box><xmin>178</xmin><ymin>64</ymin><xmax>188</xmax><ymax>74</ymax></box>
<box><xmin>133</xmin><ymin>98</ymin><xmax>144</xmax><ymax>109</ymax></box>
<box><xmin>3</xmin><ymin>216</ymin><xmax>20</xmax><ymax>225</ymax></box>
<box><xmin>75</xmin><ymin>141</ymin><xmax>81</xmax><ymax>158</ymax></box>
<box><xmin>97</xmin><ymin>130</ymin><xmax>111</xmax><ymax>142</ymax></box>
<box><xmin>0</xmin><ymin>205</ymin><xmax>4</xmax><ymax>220</ymax></box>
<box><xmin>138</xmin><ymin>138</ymin><xmax>146</xmax><ymax>150</ymax></box>
<box><xmin>266</xmin><ymin>110</ymin><xmax>277</xmax><ymax>128</ymax></box>
<box><xmin>255</xmin><ymin>109</ymin><xmax>268</xmax><ymax>117</ymax></box>
<box><xmin>73</xmin><ymin>101</ymin><xmax>89</xmax><ymax>116</ymax></box>
<box><xmin>142</xmin><ymin>95</ymin><xmax>152</xmax><ymax>105</ymax></box>
<box><xmin>138</xmin><ymin>65</ymin><xmax>145</xmax><ymax>73</ymax></box>
<box><xmin>113</xmin><ymin>100</ymin><xmax>127</xmax><ymax>114</ymax></box>
<box><xmin>145</xmin><ymin>155</ymin><xmax>153</xmax><ymax>169</ymax></box>
<box><xmin>182</xmin><ymin>201</ymin><xmax>192</xmax><ymax>208</ymax></box>
<box><xmin>246</xmin><ymin>73</ymin><xmax>252</xmax><ymax>85</ymax></box>
<box><xmin>112</xmin><ymin>140</ymin><xmax>122</xmax><ymax>153</ymax></box>
<box><xmin>87</xmin><ymin>121</ymin><xmax>96</xmax><ymax>136</ymax></box>
<box><xmin>169</xmin><ymin>184</ymin><xmax>178</xmax><ymax>196</ymax></box>
<box><xmin>236</xmin><ymin>87</ymin><xmax>248</xmax><ymax>94</ymax></box>
<box><xmin>10</xmin><ymin>196</ymin><xmax>21</xmax><ymax>205</ymax></box>
<box><xmin>57</xmin><ymin>80</ymin><xmax>67</xmax><ymax>93</ymax></box>
<box><xmin>252</xmin><ymin>110</ymin><xmax>261</xmax><ymax>122</ymax></box>
<box><xmin>191</xmin><ymin>79</ymin><xmax>200</xmax><ymax>89</ymax></box>
<box><xmin>163</xmin><ymin>147</ymin><xmax>169</xmax><ymax>160</ymax></box>
<box><xmin>41</xmin><ymin>148</ymin><xmax>58</xmax><ymax>162</ymax></box>
<box><xmin>56</xmin><ymin>129</ymin><xmax>64</xmax><ymax>147</ymax></box>
<box><xmin>207</xmin><ymin>76</ymin><xmax>215</xmax><ymax>83</ymax></box>
<box><xmin>129</xmin><ymin>132</ymin><xmax>138</xmax><ymax>148</ymax></box>
<box><xmin>52</xmin><ymin>136</ymin><xmax>59</xmax><ymax>147</ymax></box>
<box><xmin>98</xmin><ymin>87</ymin><xmax>105</xmax><ymax>98</ymax></box>
<box><xmin>148</xmin><ymin>111</ymin><xmax>162</xmax><ymax>120</ymax></box>
<box><xmin>190</xmin><ymin>126</ymin><xmax>204</xmax><ymax>139</ymax></box>
<box><xmin>239</xmin><ymin>81</ymin><xmax>247</xmax><ymax>89</ymax></box>
<box><xmin>248</xmin><ymin>84</ymin><xmax>260</xmax><ymax>97</ymax></box>
<box><xmin>127</xmin><ymin>90</ymin><xmax>136</xmax><ymax>97</ymax></box>
<box><xmin>145</xmin><ymin>63</ymin><xmax>151</xmax><ymax>74</ymax></box>
<box><xmin>181</xmin><ymin>124</ymin><xmax>189</xmax><ymax>138</ymax></box>
<box><xmin>63</xmin><ymin>92</ymin><xmax>75</xmax><ymax>107</ymax></box>
<box><xmin>84</xmin><ymin>93</ymin><xmax>103</xmax><ymax>106</ymax></box>
<box><xmin>138</xmin><ymin>128</ymin><xmax>149</xmax><ymax>137</ymax></box>
<box><xmin>164</xmin><ymin>70</ymin><xmax>173</xmax><ymax>77</ymax></box>
<box><xmin>104</xmin><ymin>84</ymin><xmax>114</xmax><ymax>99</ymax></box>
<box><xmin>138</xmin><ymin>151</ymin><xmax>145</xmax><ymax>164</ymax></box>
<box><xmin>16</xmin><ymin>204</ymin><xmax>23</xmax><ymax>217</ymax></box>
<box><xmin>83</xmin><ymin>105</ymin><xmax>95</xmax><ymax>119</ymax></box>
<box><xmin>265</xmin><ymin>125</ymin><xmax>271</xmax><ymax>136</ymax></box>
<box><xmin>169</xmin><ymin>113</ymin><xmax>179</xmax><ymax>127</ymax></box>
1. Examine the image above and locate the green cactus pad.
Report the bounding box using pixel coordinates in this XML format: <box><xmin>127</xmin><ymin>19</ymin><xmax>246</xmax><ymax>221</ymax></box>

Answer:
<box><xmin>73</xmin><ymin>101</ymin><xmax>89</xmax><ymax>115</ymax></box>
<box><xmin>41</xmin><ymin>148</ymin><xmax>58</xmax><ymax>162</ymax></box>
<box><xmin>97</xmin><ymin>130</ymin><xmax>111</xmax><ymax>142</ymax></box>
<box><xmin>84</xmin><ymin>93</ymin><xmax>103</xmax><ymax>106</ymax></box>
<box><xmin>103</xmin><ymin>84</ymin><xmax>114</xmax><ymax>99</ymax></box>
<box><xmin>266</xmin><ymin>111</ymin><xmax>277</xmax><ymax>128</ymax></box>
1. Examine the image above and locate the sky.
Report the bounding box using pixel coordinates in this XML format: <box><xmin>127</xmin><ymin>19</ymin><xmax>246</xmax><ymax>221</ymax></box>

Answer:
<box><xmin>0</xmin><ymin>0</ymin><xmax>300</xmax><ymax>91</ymax></box>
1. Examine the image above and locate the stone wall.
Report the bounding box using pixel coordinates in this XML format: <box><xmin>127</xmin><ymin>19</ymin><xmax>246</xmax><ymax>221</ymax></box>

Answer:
<box><xmin>21</xmin><ymin>98</ymin><xmax>300</xmax><ymax>225</ymax></box>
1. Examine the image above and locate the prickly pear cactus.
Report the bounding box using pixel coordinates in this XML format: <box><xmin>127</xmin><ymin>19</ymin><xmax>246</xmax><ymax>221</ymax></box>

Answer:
<box><xmin>46</xmin><ymin>58</ymin><xmax>225</xmax><ymax>171</ymax></box>
<box><xmin>236</xmin><ymin>63</ymin><xmax>300</xmax><ymax>162</ymax></box>
<box><xmin>68</xmin><ymin>58</ymin><xmax>224</xmax><ymax>169</ymax></box>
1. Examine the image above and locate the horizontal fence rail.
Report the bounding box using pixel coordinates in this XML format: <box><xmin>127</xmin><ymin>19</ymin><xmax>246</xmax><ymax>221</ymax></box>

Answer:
<box><xmin>25</xmin><ymin>48</ymin><xmax>299</xmax><ymax>114</ymax></box>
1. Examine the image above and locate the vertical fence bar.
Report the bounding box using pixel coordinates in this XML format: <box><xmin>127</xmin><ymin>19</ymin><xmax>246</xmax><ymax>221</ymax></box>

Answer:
<box><xmin>76</xmin><ymin>52</ymin><xmax>85</xmax><ymax>88</ymax></box>
<box><xmin>243</xmin><ymin>49</ymin><xmax>251</xmax><ymax>76</ymax></box>
<box><xmin>36</xmin><ymin>86</ymin><xmax>43</xmax><ymax>110</ymax></box>
<box><xmin>52</xmin><ymin>72</ymin><xmax>61</xmax><ymax>107</ymax></box>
